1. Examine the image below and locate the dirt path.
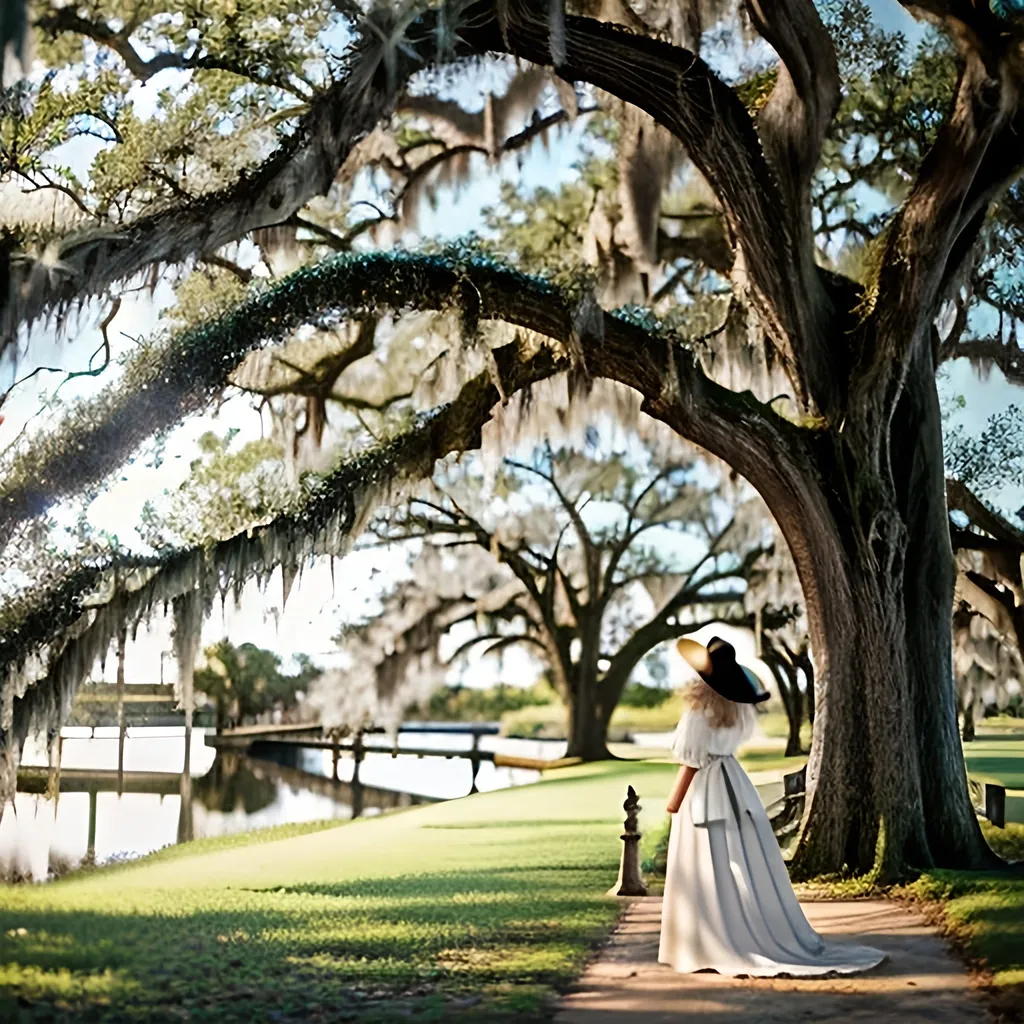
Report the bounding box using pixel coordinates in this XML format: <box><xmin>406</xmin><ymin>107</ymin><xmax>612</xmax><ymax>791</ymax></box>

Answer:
<box><xmin>554</xmin><ymin>897</ymin><xmax>991</xmax><ymax>1023</ymax></box>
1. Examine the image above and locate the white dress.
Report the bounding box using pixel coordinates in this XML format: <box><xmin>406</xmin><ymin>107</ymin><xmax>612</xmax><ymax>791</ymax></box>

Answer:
<box><xmin>658</xmin><ymin>705</ymin><xmax>887</xmax><ymax>977</ymax></box>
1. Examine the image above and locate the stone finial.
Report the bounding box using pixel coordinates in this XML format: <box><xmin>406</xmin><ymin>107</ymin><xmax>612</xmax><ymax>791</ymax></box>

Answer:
<box><xmin>623</xmin><ymin>785</ymin><xmax>640</xmax><ymax>834</ymax></box>
<box><xmin>610</xmin><ymin>785</ymin><xmax>647</xmax><ymax>897</ymax></box>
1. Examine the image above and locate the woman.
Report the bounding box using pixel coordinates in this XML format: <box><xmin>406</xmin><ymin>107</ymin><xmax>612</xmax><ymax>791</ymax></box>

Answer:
<box><xmin>658</xmin><ymin>635</ymin><xmax>886</xmax><ymax>977</ymax></box>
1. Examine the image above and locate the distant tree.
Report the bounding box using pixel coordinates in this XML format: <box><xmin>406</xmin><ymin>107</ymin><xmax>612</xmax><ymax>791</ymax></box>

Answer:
<box><xmin>745</xmin><ymin>537</ymin><xmax>812</xmax><ymax>757</ymax></box>
<box><xmin>409</xmin><ymin>679</ymin><xmax>555</xmax><ymax>722</ymax></box>
<box><xmin>945</xmin><ymin>400</ymin><xmax>1024</xmax><ymax>665</ymax></box>
<box><xmin>952</xmin><ymin>603</ymin><xmax>1023</xmax><ymax>741</ymax></box>
<box><xmin>194</xmin><ymin>639</ymin><xmax>319</xmax><ymax>730</ymax></box>
<box><xmin>361</xmin><ymin>442</ymin><xmax>790</xmax><ymax>759</ymax></box>
<box><xmin>760</xmin><ymin>632</ymin><xmax>815</xmax><ymax>757</ymax></box>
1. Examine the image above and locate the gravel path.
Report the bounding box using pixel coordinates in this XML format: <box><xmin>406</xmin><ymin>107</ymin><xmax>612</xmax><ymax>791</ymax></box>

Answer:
<box><xmin>554</xmin><ymin>896</ymin><xmax>991</xmax><ymax>1023</ymax></box>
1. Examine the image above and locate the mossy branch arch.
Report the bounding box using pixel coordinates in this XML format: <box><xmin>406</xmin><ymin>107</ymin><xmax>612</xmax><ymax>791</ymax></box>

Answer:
<box><xmin>5</xmin><ymin>0</ymin><xmax>1023</xmax><ymax>879</ymax></box>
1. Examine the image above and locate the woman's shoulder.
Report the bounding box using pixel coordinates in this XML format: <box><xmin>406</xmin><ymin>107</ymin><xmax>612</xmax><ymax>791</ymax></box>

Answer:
<box><xmin>675</xmin><ymin>704</ymin><xmax>711</xmax><ymax>730</ymax></box>
<box><xmin>674</xmin><ymin>702</ymin><xmax>757</xmax><ymax>744</ymax></box>
<box><xmin>671</xmin><ymin>705</ymin><xmax>713</xmax><ymax>766</ymax></box>
<box><xmin>673</xmin><ymin>705</ymin><xmax>719</xmax><ymax>744</ymax></box>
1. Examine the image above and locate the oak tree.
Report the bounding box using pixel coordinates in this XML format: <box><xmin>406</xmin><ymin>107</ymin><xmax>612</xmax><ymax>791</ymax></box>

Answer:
<box><xmin>6</xmin><ymin>1</ymin><xmax>1024</xmax><ymax>879</ymax></box>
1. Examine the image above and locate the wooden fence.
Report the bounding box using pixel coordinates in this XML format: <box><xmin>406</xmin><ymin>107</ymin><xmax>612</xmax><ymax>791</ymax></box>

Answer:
<box><xmin>767</xmin><ymin>765</ymin><xmax>1008</xmax><ymax>840</ymax></box>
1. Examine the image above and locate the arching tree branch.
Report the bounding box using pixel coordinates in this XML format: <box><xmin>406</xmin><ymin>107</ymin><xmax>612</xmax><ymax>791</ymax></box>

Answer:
<box><xmin>947</xmin><ymin>476</ymin><xmax>1024</xmax><ymax>549</ymax></box>
<box><xmin>8</xmin><ymin>1</ymin><xmax>821</xmax><ymax>414</ymax></box>
<box><xmin>0</xmin><ymin>332</ymin><xmax>565</xmax><ymax>694</ymax></box>
<box><xmin>0</xmin><ymin>251</ymin><xmax>807</xmax><ymax>553</ymax></box>
<box><xmin>868</xmin><ymin>14</ymin><xmax>1024</xmax><ymax>395</ymax></box>
<box><xmin>745</xmin><ymin>0</ymin><xmax>839</xmax><ymax>251</ymax></box>
<box><xmin>462</xmin><ymin>0</ymin><xmax>820</xmax><ymax>406</ymax></box>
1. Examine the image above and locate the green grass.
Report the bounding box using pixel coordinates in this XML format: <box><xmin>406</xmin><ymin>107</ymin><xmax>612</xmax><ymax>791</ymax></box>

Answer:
<box><xmin>903</xmin><ymin>824</ymin><xmax>1024</xmax><ymax>994</ymax></box>
<box><xmin>965</xmin><ymin>726</ymin><xmax>1024</xmax><ymax>790</ymax></box>
<box><xmin>977</xmin><ymin>716</ymin><xmax>1024</xmax><ymax>732</ymax></box>
<box><xmin>0</xmin><ymin>761</ymin><xmax>680</xmax><ymax>1024</ymax></box>
<box><xmin>6</xmin><ymin>733</ymin><xmax>1021</xmax><ymax>1024</ymax></box>
<box><xmin>90</xmin><ymin>818</ymin><xmax>357</xmax><ymax>874</ymax></box>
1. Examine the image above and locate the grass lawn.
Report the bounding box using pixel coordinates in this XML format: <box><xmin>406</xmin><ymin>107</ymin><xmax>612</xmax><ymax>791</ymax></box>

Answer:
<box><xmin>0</xmin><ymin>760</ymin><xmax>680</xmax><ymax>1023</ymax></box>
<box><xmin>3</xmin><ymin>735</ymin><xmax>1022</xmax><ymax>1024</ymax></box>
<box><xmin>965</xmin><ymin>724</ymin><xmax>1024</xmax><ymax>789</ymax></box>
<box><xmin>901</xmin><ymin>822</ymin><xmax>1024</xmax><ymax>1016</ymax></box>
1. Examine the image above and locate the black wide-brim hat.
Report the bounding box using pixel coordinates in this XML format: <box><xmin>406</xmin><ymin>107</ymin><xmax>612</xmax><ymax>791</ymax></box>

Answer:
<box><xmin>676</xmin><ymin>635</ymin><xmax>770</xmax><ymax>705</ymax></box>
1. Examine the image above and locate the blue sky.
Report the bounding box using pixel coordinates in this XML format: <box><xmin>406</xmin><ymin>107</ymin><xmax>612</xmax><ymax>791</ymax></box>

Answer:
<box><xmin>869</xmin><ymin>0</ymin><xmax>923</xmax><ymax>34</ymax></box>
<box><xmin>1</xmin><ymin>0</ymin><xmax>1019</xmax><ymax>685</ymax></box>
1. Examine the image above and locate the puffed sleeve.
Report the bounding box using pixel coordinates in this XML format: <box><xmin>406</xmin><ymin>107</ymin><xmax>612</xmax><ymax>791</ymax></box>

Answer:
<box><xmin>670</xmin><ymin>708</ymin><xmax>710</xmax><ymax>769</ymax></box>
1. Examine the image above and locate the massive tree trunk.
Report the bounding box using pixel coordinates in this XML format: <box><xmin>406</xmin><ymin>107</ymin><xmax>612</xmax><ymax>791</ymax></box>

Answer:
<box><xmin>896</xmin><ymin>351</ymin><xmax>993</xmax><ymax>868</ymax></box>
<box><xmin>770</xmin><ymin>351</ymin><xmax>997</xmax><ymax>880</ymax></box>
<box><xmin>790</xmin><ymin>529</ymin><xmax>931</xmax><ymax>880</ymax></box>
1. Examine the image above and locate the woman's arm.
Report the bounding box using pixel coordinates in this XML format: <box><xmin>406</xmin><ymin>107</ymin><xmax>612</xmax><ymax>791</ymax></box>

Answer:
<box><xmin>666</xmin><ymin>765</ymin><xmax>698</xmax><ymax>814</ymax></box>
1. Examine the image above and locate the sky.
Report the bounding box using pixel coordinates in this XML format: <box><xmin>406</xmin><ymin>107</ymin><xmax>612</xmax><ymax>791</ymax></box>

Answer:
<box><xmin>1</xmin><ymin>0</ymin><xmax>1019</xmax><ymax>692</ymax></box>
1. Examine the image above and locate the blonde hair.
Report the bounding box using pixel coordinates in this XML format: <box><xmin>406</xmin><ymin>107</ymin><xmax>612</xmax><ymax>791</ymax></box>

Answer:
<box><xmin>683</xmin><ymin>679</ymin><xmax>741</xmax><ymax>730</ymax></box>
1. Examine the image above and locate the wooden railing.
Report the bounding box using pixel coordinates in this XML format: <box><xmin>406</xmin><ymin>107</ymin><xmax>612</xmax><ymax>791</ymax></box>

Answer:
<box><xmin>208</xmin><ymin>722</ymin><xmax>568</xmax><ymax>796</ymax></box>
<box><xmin>766</xmin><ymin>765</ymin><xmax>807</xmax><ymax>842</ymax></box>
<box><xmin>767</xmin><ymin>764</ymin><xmax>1008</xmax><ymax>839</ymax></box>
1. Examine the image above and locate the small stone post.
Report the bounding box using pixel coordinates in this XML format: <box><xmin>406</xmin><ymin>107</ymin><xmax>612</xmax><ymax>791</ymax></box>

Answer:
<box><xmin>611</xmin><ymin>785</ymin><xmax>647</xmax><ymax>897</ymax></box>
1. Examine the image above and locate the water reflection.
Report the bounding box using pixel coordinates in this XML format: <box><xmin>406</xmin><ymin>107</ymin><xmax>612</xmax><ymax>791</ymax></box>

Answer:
<box><xmin>3</xmin><ymin>726</ymin><xmax>559</xmax><ymax>881</ymax></box>
<box><xmin>193</xmin><ymin>753</ymin><xmax>277</xmax><ymax>817</ymax></box>
<box><xmin>3</xmin><ymin>751</ymin><xmax>396</xmax><ymax>880</ymax></box>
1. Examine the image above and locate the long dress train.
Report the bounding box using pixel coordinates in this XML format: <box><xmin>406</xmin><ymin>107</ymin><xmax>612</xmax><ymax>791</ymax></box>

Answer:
<box><xmin>658</xmin><ymin>705</ymin><xmax>886</xmax><ymax>977</ymax></box>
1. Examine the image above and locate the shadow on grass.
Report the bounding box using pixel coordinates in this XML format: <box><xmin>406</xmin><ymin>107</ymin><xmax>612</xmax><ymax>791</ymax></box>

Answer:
<box><xmin>258</xmin><ymin>864</ymin><xmax>610</xmax><ymax>901</ymax></box>
<box><xmin>422</xmin><ymin>819</ymin><xmax>616</xmax><ymax>831</ymax></box>
<box><xmin>0</xmin><ymin>866</ymin><xmax>620</xmax><ymax>1023</ymax></box>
